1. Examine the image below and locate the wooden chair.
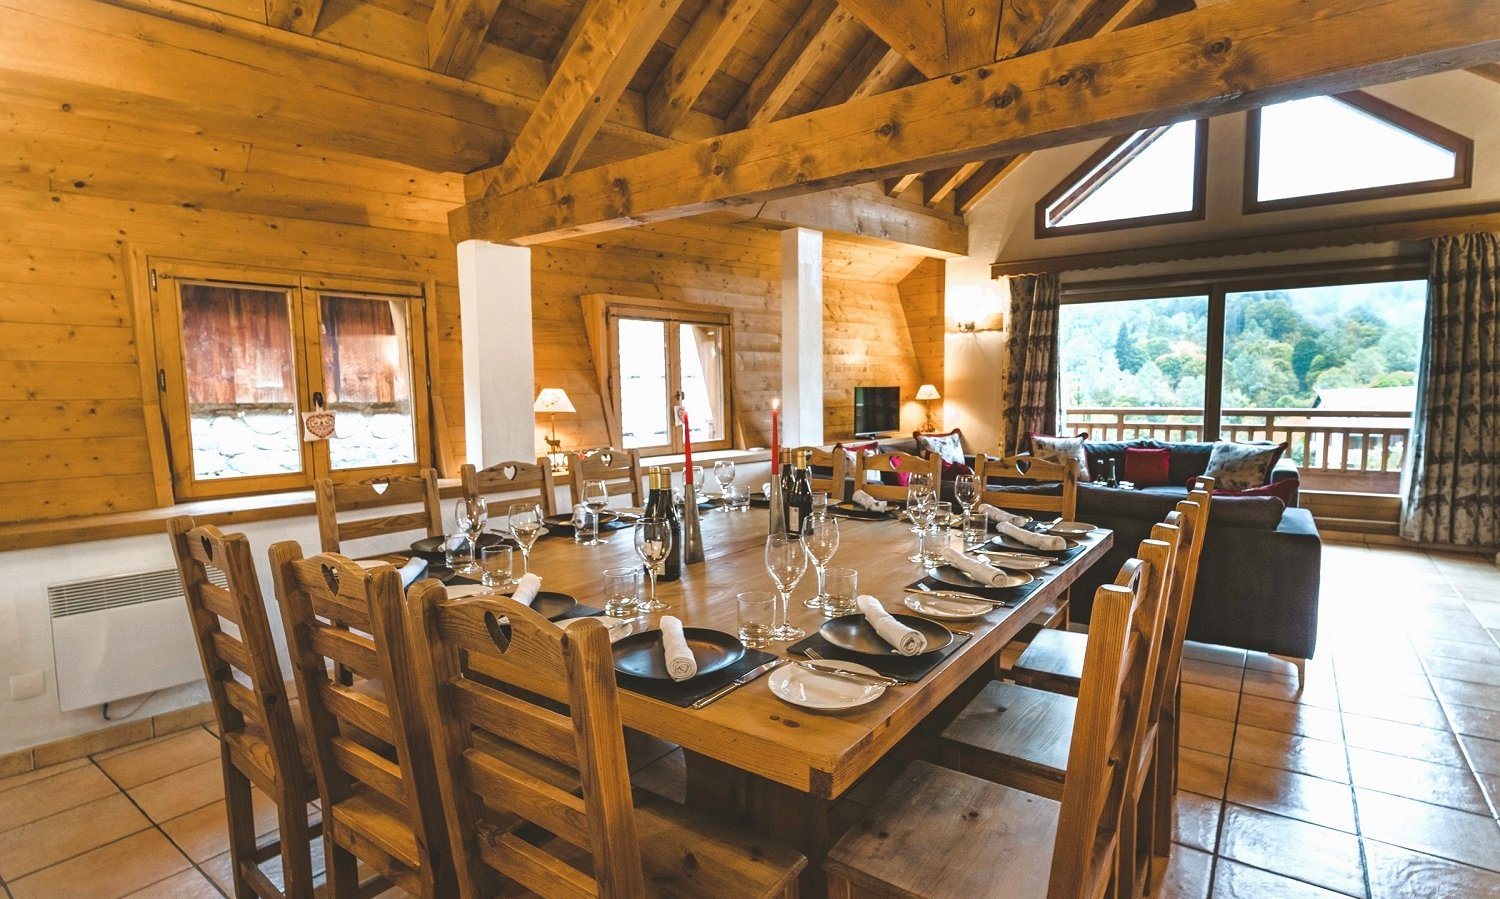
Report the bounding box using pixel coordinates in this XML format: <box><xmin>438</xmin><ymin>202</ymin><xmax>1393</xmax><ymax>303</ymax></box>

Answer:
<box><xmin>315</xmin><ymin>470</ymin><xmax>443</xmax><ymax>554</ymax></box>
<box><xmin>396</xmin><ymin>589</ymin><xmax>806</xmax><ymax>898</ymax></box>
<box><xmin>269</xmin><ymin>544</ymin><xmax>454</xmax><ymax>898</ymax></box>
<box><xmin>460</xmin><ymin>458</ymin><xmax>557</xmax><ymax>516</ymax></box>
<box><xmin>789</xmin><ymin>445</ymin><xmax>847</xmax><ymax>499</ymax></box>
<box><xmin>973</xmin><ymin>453</ymin><xmax>1079</xmax><ymax>521</ymax></box>
<box><xmin>567</xmin><ymin>447</ymin><xmax>644</xmax><ymax>508</ymax></box>
<box><xmin>168</xmin><ymin>517</ymin><xmax>318</xmax><ymax>899</ymax></box>
<box><xmin>852</xmin><ymin>448</ymin><xmax>941</xmax><ymax>502</ymax></box>
<box><xmin>826</xmin><ymin>543</ymin><xmax>1171</xmax><ymax>899</ymax></box>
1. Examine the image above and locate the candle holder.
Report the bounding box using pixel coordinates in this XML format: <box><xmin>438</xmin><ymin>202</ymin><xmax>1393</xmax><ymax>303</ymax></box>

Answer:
<box><xmin>681</xmin><ymin>482</ymin><xmax>705</xmax><ymax>564</ymax></box>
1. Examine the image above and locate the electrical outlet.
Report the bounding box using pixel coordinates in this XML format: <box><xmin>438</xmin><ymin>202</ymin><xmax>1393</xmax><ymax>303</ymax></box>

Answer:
<box><xmin>9</xmin><ymin>670</ymin><xmax>45</xmax><ymax>701</ymax></box>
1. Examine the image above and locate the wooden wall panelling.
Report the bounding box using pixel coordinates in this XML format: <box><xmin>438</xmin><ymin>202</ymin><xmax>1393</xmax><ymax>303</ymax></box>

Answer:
<box><xmin>897</xmin><ymin>256</ymin><xmax>946</xmax><ymax>427</ymax></box>
<box><xmin>821</xmin><ymin>275</ymin><xmax>922</xmax><ymax>440</ymax></box>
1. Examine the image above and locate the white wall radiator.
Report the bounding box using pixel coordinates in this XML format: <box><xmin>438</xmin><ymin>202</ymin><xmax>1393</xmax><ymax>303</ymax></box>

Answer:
<box><xmin>47</xmin><ymin>568</ymin><xmax>212</xmax><ymax>712</ymax></box>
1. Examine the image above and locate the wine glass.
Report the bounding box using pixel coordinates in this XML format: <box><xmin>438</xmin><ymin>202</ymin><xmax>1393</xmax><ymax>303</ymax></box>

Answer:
<box><xmin>507</xmin><ymin>502</ymin><xmax>545</xmax><ymax>577</ymax></box>
<box><xmin>907</xmin><ymin>493</ymin><xmax>939</xmax><ymax>562</ymax></box>
<box><xmin>954</xmin><ymin>473</ymin><xmax>979</xmax><ymax>512</ymax></box>
<box><xmin>634</xmin><ymin>517</ymin><xmax>673</xmax><ymax>612</ymax></box>
<box><xmin>765</xmin><ymin>533</ymin><xmax>808</xmax><ymax>641</ymax></box>
<box><xmin>802</xmin><ymin>515</ymin><xmax>840</xmax><ymax>609</ymax></box>
<box><xmin>452</xmin><ymin>497</ymin><xmax>487</xmax><ymax>574</ymax></box>
<box><xmin>713</xmin><ymin>460</ymin><xmax>736</xmax><ymax>496</ymax></box>
<box><xmin>580</xmin><ymin>479</ymin><xmax>610</xmax><ymax>544</ymax></box>
<box><xmin>905</xmin><ymin>478</ymin><xmax>934</xmax><ymax>533</ymax></box>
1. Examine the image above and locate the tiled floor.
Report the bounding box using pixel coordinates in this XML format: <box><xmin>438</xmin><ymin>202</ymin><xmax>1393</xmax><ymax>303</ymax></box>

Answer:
<box><xmin>2</xmin><ymin>543</ymin><xmax>1498</xmax><ymax>898</ymax></box>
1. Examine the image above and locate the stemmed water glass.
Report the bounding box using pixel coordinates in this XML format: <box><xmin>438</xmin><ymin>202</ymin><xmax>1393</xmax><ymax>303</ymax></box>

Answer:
<box><xmin>765</xmin><ymin>533</ymin><xmax>809</xmax><ymax>641</ymax></box>
<box><xmin>907</xmin><ymin>493</ymin><xmax>940</xmax><ymax>563</ymax></box>
<box><xmin>713</xmin><ymin>460</ymin><xmax>736</xmax><ymax>498</ymax></box>
<box><xmin>802</xmin><ymin>515</ymin><xmax>840</xmax><ymax>609</ymax></box>
<box><xmin>580</xmin><ymin>479</ymin><xmax>610</xmax><ymax>544</ymax></box>
<box><xmin>905</xmin><ymin>476</ymin><xmax>934</xmax><ymax>533</ymax></box>
<box><xmin>507</xmin><ymin>502</ymin><xmax>545</xmax><ymax>577</ymax></box>
<box><xmin>634</xmin><ymin>517</ymin><xmax>673</xmax><ymax>612</ymax></box>
<box><xmin>954</xmin><ymin>473</ymin><xmax>979</xmax><ymax>513</ymax></box>
<box><xmin>452</xmin><ymin>497</ymin><xmax>488</xmax><ymax>574</ymax></box>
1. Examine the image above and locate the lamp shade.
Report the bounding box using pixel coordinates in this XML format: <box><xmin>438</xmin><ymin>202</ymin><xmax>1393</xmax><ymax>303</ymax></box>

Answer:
<box><xmin>915</xmin><ymin>384</ymin><xmax>941</xmax><ymax>401</ymax></box>
<box><xmin>533</xmin><ymin>388</ymin><xmax>576</xmax><ymax>414</ymax></box>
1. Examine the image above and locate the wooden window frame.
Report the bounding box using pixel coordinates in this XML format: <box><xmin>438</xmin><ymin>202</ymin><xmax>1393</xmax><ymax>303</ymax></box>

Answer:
<box><xmin>581</xmin><ymin>294</ymin><xmax>735</xmax><ymax>456</ymax></box>
<box><xmin>1035</xmin><ymin>119</ymin><xmax>1210</xmax><ymax>239</ymax></box>
<box><xmin>1243</xmin><ymin>90</ymin><xmax>1474</xmax><ymax>215</ymax></box>
<box><xmin>147</xmin><ymin>258</ymin><xmax>433</xmax><ymax>501</ymax></box>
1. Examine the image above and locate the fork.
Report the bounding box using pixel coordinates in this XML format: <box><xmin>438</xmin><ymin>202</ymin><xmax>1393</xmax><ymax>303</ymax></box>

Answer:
<box><xmin>799</xmin><ymin>647</ymin><xmax>911</xmax><ymax>685</ymax></box>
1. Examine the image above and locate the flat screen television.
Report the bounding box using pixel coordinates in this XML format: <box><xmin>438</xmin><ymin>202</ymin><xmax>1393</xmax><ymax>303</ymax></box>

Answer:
<box><xmin>853</xmin><ymin>386</ymin><xmax>900</xmax><ymax>436</ymax></box>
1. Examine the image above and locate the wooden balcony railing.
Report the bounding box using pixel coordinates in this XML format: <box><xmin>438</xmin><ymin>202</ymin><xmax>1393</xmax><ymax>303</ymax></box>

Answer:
<box><xmin>1063</xmin><ymin>407</ymin><xmax>1413</xmax><ymax>494</ymax></box>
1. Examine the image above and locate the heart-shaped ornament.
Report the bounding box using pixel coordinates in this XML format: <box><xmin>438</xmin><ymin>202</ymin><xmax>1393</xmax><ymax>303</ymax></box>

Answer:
<box><xmin>321</xmin><ymin>563</ymin><xmax>340</xmax><ymax>595</ymax></box>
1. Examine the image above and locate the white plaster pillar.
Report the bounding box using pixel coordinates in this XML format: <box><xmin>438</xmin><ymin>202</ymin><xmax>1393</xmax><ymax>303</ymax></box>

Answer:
<box><xmin>780</xmin><ymin>227</ymin><xmax>824</xmax><ymax>447</ymax></box>
<box><xmin>457</xmin><ymin>240</ymin><xmax>535</xmax><ymax>466</ymax></box>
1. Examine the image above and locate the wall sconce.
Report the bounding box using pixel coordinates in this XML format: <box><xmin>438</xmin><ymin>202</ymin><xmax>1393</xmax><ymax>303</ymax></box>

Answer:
<box><xmin>951</xmin><ymin>281</ymin><xmax>1006</xmax><ymax>334</ymax></box>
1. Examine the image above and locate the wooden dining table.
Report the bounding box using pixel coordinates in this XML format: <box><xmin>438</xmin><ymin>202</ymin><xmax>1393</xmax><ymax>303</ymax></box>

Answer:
<box><xmin>467</xmin><ymin>502</ymin><xmax>1115</xmax><ymax>895</ymax></box>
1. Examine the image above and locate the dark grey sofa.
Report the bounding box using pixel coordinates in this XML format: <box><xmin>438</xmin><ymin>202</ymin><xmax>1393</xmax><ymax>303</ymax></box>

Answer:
<box><xmin>1080</xmin><ymin>438</ymin><xmax>1301</xmax><ymax>505</ymax></box>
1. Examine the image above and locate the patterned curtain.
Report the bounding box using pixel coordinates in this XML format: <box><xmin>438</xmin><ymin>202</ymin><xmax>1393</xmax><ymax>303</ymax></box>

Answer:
<box><xmin>1000</xmin><ymin>273</ymin><xmax>1061</xmax><ymax>455</ymax></box>
<box><xmin>1401</xmin><ymin>234</ymin><xmax>1500</xmax><ymax>547</ymax></box>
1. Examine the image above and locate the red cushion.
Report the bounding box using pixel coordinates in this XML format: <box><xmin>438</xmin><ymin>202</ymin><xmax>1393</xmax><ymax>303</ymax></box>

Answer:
<box><xmin>1216</xmin><ymin>478</ymin><xmax>1298</xmax><ymax>506</ymax></box>
<box><xmin>886</xmin><ymin>453</ymin><xmax>912</xmax><ymax>486</ymax></box>
<box><xmin>938</xmin><ymin>457</ymin><xmax>974</xmax><ymax>479</ymax></box>
<box><xmin>1124</xmin><ymin>447</ymin><xmax>1171</xmax><ymax>487</ymax></box>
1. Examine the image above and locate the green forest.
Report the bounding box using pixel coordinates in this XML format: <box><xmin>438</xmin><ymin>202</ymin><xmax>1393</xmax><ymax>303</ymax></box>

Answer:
<box><xmin>1059</xmin><ymin>281</ymin><xmax>1428</xmax><ymax>411</ymax></box>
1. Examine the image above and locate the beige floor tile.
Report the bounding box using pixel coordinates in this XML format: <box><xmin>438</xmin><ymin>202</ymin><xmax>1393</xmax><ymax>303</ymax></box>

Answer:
<box><xmin>95</xmin><ymin>728</ymin><xmax>220</xmax><ymax>791</ymax></box>
<box><xmin>1183</xmin><ymin>641</ymin><xmax>1246</xmax><ymax>667</ymax></box>
<box><xmin>1179</xmin><ymin>713</ymin><xmax>1235</xmax><ymax>756</ymax></box>
<box><xmin>1424</xmin><ymin>656</ymin><xmax>1500</xmax><ymax>687</ymax></box>
<box><xmin>128</xmin><ymin>758</ymin><xmax>223</xmax><ymax>823</ymax></box>
<box><xmin>1211</xmin><ymin>858</ymin><xmax>1363</xmax><ymax>899</ymax></box>
<box><xmin>1338</xmin><ymin>691</ymin><xmax>1450</xmax><ymax>731</ymax></box>
<box><xmin>1467</xmin><ymin>603</ymin><xmax>1500</xmax><ymax>629</ymax></box>
<box><xmin>1239</xmin><ymin>694</ymin><xmax>1345</xmax><ymax>743</ymax></box>
<box><xmin>204</xmin><ymin>837</ymin><xmax>330</xmax><ymax>897</ymax></box>
<box><xmin>1479</xmin><ymin>773</ymin><xmax>1500</xmax><ymax>811</ymax></box>
<box><xmin>1363</xmin><ymin>838</ymin><xmax>1500</xmax><ymax>899</ymax></box>
<box><xmin>1172</xmin><ymin>790</ymin><xmax>1221</xmax><ymax>853</ymax></box>
<box><xmin>1447</xmin><ymin>702</ymin><xmax>1500</xmax><ymax>741</ymax></box>
<box><xmin>0</xmin><ymin>762</ymin><xmax>119</xmax><ymax>830</ymax></box>
<box><xmin>1179</xmin><ymin>747</ymin><xmax>1229</xmax><ymax>799</ymax></box>
<box><xmin>1233</xmin><ymin>724</ymin><xmax>1350</xmax><ymax>784</ymax></box>
<box><xmin>1182</xmin><ymin>683</ymin><xmax>1239</xmax><ymax>723</ymax></box>
<box><xmin>161</xmin><ymin>791</ymin><xmax>284</xmax><ymax>863</ymax></box>
<box><xmin>0</xmin><ymin>793</ymin><xmax>150</xmax><ymax>879</ymax></box>
<box><xmin>1226</xmin><ymin>758</ymin><xmax>1357</xmax><ymax>833</ymax></box>
<box><xmin>631</xmin><ymin>746</ymin><xmax>687</xmax><ymax>804</ymax></box>
<box><xmin>1241</xmin><ymin>667</ymin><xmax>1340</xmax><ymax>709</ymax></box>
<box><xmin>0</xmin><ymin>758</ymin><xmax>89</xmax><ymax>795</ymax></box>
<box><xmin>1157</xmin><ymin>844</ymin><xmax>1212</xmax><ymax>899</ymax></box>
<box><xmin>121</xmin><ymin>867</ymin><xmax>225</xmax><ymax>899</ymax></box>
<box><xmin>1182</xmin><ymin>659</ymin><xmax>1245</xmax><ymax>693</ymax></box>
<box><xmin>1414</xmin><ymin>636</ymin><xmax>1500</xmax><ymax>666</ymax></box>
<box><xmin>1340</xmin><ymin>714</ymin><xmax>1465</xmax><ymax>767</ymax></box>
<box><xmin>1432</xmin><ymin>677</ymin><xmax>1500</xmax><ymax>714</ymax></box>
<box><xmin>1217</xmin><ymin>804</ymin><xmax>1367</xmax><ymax>897</ymax></box>
<box><xmin>1346</xmin><ymin>747</ymin><xmax>1489</xmax><ymax>815</ymax></box>
<box><xmin>1355</xmin><ymin>788</ymin><xmax>1500</xmax><ymax>873</ymax></box>
<box><xmin>8</xmin><ymin>829</ymin><xmax>190</xmax><ymax>899</ymax></box>
<box><xmin>1460</xmin><ymin>735</ymin><xmax>1500</xmax><ymax>777</ymax></box>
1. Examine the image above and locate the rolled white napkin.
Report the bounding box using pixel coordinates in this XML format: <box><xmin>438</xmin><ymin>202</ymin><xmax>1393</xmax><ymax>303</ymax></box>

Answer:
<box><xmin>397</xmin><ymin>557</ymin><xmax>428</xmax><ymax>588</ymax></box>
<box><xmin>998</xmin><ymin>521</ymin><xmax>1066</xmax><ymax>551</ymax></box>
<box><xmin>445</xmin><ymin>533</ymin><xmax>468</xmax><ymax>551</ymax></box>
<box><xmin>561</xmin><ymin>616</ymin><xmax>630</xmax><ymax>643</ymax></box>
<box><xmin>978</xmin><ymin>503</ymin><xmax>1030</xmax><ymax>527</ymax></box>
<box><xmin>659</xmin><ymin>615</ymin><xmax>697</xmax><ymax>681</ymax></box>
<box><xmin>510</xmin><ymin>572</ymin><xmax>543</xmax><ymax>606</ymax></box>
<box><xmin>856</xmin><ymin>595</ymin><xmax>927</xmax><ymax>656</ymax></box>
<box><xmin>937</xmin><ymin>548</ymin><xmax>1007</xmax><ymax>586</ymax></box>
<box><xmin>851</xmin><ymin>490</ymin><xmax>889</xmax><ymax>512</ymax></box>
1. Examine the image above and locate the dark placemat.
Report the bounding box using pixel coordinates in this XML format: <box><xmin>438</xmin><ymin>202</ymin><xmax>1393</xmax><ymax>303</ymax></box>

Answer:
<box><xmin>829</xmin><ymin>504</ymin><xmax>892</xmax><ymax>521</ymax></box>
<box><xmin>905</xmin><ymin>576</ymin><xmax>1044</xmax><ymax>607</ymax></box>
<box><xmin>542</xmin><ymin>518</ymin><xmax>633</xmax><ymax>539</ymax></box>
<box><xmin>984</xmin><ymin>539</ymin><xmax>1085</xmax><ymax>563</ymax></box>
<box><xmin>786</xmin><ymin>630</ymin><xmax>967</xmax><ymax>682</ymax></box>
<box><xmin>616</xmin><ymin>648</ymin><xmax>779</xmax><ymax>708</ymax></box>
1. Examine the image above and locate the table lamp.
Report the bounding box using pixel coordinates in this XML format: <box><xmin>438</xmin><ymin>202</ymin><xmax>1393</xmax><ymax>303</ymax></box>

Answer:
<box><xmin>534</xmin><ymin>388</ymin><xmax>576</xmax><ymax>472</ymax></box>
<box><xmin>915</xmin><ymin>384</ymin><xmax>940</xmax><ymax>432</ymax></box>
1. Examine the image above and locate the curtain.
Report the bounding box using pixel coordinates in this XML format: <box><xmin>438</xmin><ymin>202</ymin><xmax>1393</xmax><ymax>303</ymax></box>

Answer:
<box><xmin>1401</xmin><ymin>234</ymin><xmax>1500</xmax><ymax>547</ymax></box>
<box><xmin>1000</xmin><ymin>273</ymin><xmax>1062</xmax><ymax>455</ymax></box>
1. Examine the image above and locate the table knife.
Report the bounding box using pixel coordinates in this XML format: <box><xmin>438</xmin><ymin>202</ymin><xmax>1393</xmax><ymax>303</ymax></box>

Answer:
<box><xmin>691</xmin><ymin>658</ymin><xmax>790</xmax><ymax>709</ymax></box>
<box><xmin>796</xmin><ymin>661</ymin><xmax>906</xmax><ymax>686</ymax></box>
<box><xmin>904</xmin><ymin>585</ymin><xmax>1010</xmax><ymax>607</ymax></box>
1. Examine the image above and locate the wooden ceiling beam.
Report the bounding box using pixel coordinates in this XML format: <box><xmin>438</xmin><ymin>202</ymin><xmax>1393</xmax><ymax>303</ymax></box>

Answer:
<box><xmin>427</xmin><ymin>0</ymin><xmax>505</xmax><ymax>78</ymax></box>
<box><xmin>846</xmin><ymin>46</ymin><xmax>914</xmax><ymax>101</ymax></box>
<box><xmin>479</xmin><ymin>0</ymin><xmax>684</xmax><ymax>197</ymax></box>
<box><xmin>884</xmin><ymin>173</ymin><xmax>921</xmax><ymax>198</ymax></box>
<box><xmin>712</xmin><ymin>184</ymin><xmax>968</xmax><ymax>256</ymax></box>
<box><xmin>264</xmin><ymin>0</ymin><xmax>321</xmax><ymax>35</ymax></box>
<box><xmin>1472</xmin><ymin>63</ymin><xmax>1500</xmax><ymax>85</ymax></box>
<box><xmin>922</xmin><ymin>162</ymin><xmax>982</xmax><ymax>207</ymax></box>
<box><xmin>953</xmin><ymin>155</ymin><xmax>1024</xmax><ymax>213</ymax></box>
<box><xmin>996</xmin><ymin>0</ymin><xmax>1099</xmax><ymax>59</ymax></box>
<box><xmin>451</xmin><ymin>0</ymin><xmax>1500</xmax><ymax>245</ymax></box>
<box><xmin>835</xmin><ymin>0</ymin><xmax>948</xmax><ymax>77</ymax></box>
<box><xmin>731</xmin><ymin>0</ymin><xmax>852</xmax><ymax>128</ymax></box>
<box><xmin>646</xmin><ymin>0</ymin><xmax>767</xmax><ymax>138</ymax></box>
<box><xmin>944</xmin><ymin>0</ymin><xmax>1004</xmax><ymax>71</ymax></box>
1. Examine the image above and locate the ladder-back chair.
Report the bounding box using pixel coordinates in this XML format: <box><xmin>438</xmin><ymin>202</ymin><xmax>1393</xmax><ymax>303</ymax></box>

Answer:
<box><xmin>974</xmin><ymin>453</ymin><xmax>1079</xmax><ymax>521</ymax></box>
<box><xmin>567</xmin><ymin>447</ymin><xmax>644</xmax><ymax>508</ymax></box>
<box><xmin>460</xmin><ymin>458</ymin><xmax>557</xmax><ymax>516</ymax></box>
<box><xmin>315</xmin><ymin>470</ymin><xmax>443</xmax><ymax>554</ymax></box>
<box><xmin>269</xmin><ymin>545</ymin><xmax>453</xmax><ymax>898</ymax></box>
<box><xmin>789</xmin><ymin>446</ymin><xmax>848</xmax><ymax>499</ymax></box>
<box><xmin>397</xmin><ymin>590</ymin><xmax>807</xmax><ymax>898</ymax></box>
<box><xmin>168</xmin><ymin>517</ymin><xmax>317</xmax><ymax>899</ymax></box>
<box><xmin>853</xmin><ymin>449</ymin><xmax>941</xmax><ymax>502</ymax></box>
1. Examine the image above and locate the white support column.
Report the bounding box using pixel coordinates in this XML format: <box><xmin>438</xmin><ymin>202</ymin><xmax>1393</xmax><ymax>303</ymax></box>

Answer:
<box><xmin>457</xmin><ymin>240</ymin><xmax>535</xmax><ymax>466</ymax></box>
<box><xmin>780</xmin><ymin>227</ymin><xmax>824</xmax><ymax>447</ymax></box>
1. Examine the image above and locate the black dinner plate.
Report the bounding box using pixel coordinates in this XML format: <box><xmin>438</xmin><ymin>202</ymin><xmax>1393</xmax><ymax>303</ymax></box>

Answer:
<box><xmin>411</xmin><ymin>532</ymin><xmax>512</xmax><ymax>559</ymax></box>
<box><xmin>989</xmin><ymin>532</ymin><xmax>1078</xmax><ymax>554</ymax></box>
<box><xmin>926</xmin><ymin>564</ymin><xmax>1033</xmax><ymax>590</ymax></box>
<box><xmin>612</xmin><ymin>628</ymin><xmax>745</xmax><ymax>680</ymax></box>
<box><xmin>820</xmin><ymin>614</ymin><xmax>953</xmax><ymax>656</ymax></box>
<box><xmin>543</xmin><ymin>512</ymin><xmax>630</xmax><ymax>535</ymax></box>
<box><xmin>502</xmin><ymin>590</ymin><xmax>577</xmax><ymax>621</ymax></box>
<box><xmin>831</xmin><ymin>501</ymin><xmax>896</xmax><ymax>520</ymax></box>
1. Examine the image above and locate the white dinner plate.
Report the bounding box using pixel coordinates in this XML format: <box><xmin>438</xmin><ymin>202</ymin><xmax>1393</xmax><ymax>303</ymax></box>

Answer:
<box><xmin>972</xmin><ymin>550</ymin><xmax>1053</xmax><ymax>571</ymax></box>
<box><xmin>769</xmin><ymin>659</ymin><xmax>886</xmax><ymax>710</ymax></box>
<box><xmin>903</xmin><ymin>593</ymin><xmax>995</xmax><ymax>621</ymax></box>
<box><xmin>1047</xmin><ymin>520</ymin><xmax>1098</xmax><ymax>537</ymax></box>
<box><xmin>445</xmin><ymin>584</ymin><xmax>492</xmax><ymax>598</ymax></box>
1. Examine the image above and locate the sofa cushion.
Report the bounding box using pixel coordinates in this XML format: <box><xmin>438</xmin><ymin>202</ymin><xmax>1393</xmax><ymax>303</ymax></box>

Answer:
<box><xmin>1217</xmin><ymin>478</ymin><xmax>1300</xmax><ymax>507</ymax></box>
<box><xmin>1078</xmin><ymin>483</ymin><xmax>1286</xmax><ymax>529</ymax></box>
<box><xmin>914</xmin><ymin>429</ymin><xmax>966</xmax><ymax>466</ymax></box>
<box><xmin>1030</xmin><ymin>433</ymin><xmax>1090</xmax><ymax>480</ymax></box>
<box><xmin>1124</xmin><ymin>447</ymin><xmax>1172</xmax><ymax>487</ymax></box>
<box><xmin>1165</xmin><ymin>441</ymin><xmax>1217</xmax><ymax>485</ymax></box>
<box><xmin>1204</xmin><ymin>441</ymin><xmax>1288</xmax><ymax>490</ymax></box>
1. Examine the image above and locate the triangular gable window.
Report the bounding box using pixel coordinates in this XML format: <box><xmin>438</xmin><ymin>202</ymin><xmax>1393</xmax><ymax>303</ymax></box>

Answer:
<box><xmin>1247</xmin><ymin>91</ymin><xmax>1471</xmax><ymax>212</ymax></box>
<box><xmin>1036</xmin><ymin>119</ymin><xmax>1207</xmax><ymax>238</ymax></box>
